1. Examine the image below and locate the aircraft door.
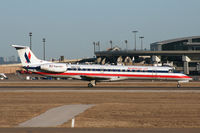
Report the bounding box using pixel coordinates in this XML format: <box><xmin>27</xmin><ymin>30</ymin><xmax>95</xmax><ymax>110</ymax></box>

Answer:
<box><xmin>100</xmin><ymin>67</ymin><xmax>105</xmax><ymax>74</ymax></box>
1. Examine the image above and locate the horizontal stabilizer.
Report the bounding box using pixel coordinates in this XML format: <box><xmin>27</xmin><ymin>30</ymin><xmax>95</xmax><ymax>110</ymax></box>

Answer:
<box><xmin>12</xmin><ymin>45</ymin><xmax>29</xmax><ymax>50</ymax></box>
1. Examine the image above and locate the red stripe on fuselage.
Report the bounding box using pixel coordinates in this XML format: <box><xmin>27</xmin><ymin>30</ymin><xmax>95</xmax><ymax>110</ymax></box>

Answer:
<box><xmin>34</xmin><ymin>72</ymin><xmax>190</xmax><ymax>79</ymax></box>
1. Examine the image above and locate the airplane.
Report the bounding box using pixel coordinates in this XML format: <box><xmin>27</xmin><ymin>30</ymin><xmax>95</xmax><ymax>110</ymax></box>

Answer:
<box><xmin>12</xmin><ymin>45</ymin><xmax>192</xmax><ymax>88</ymax></box>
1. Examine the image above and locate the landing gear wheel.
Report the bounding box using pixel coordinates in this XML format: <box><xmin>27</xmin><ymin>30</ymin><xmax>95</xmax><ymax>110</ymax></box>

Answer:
<box><xmin>177</xmin><ymin>84</ymin><xmax>181</xmax><ymax>88</ymax></box>
<box><xmin>88</xmin><ymin>83</ymin><xmax>93</xmax><ymax>88</ymax></box>
<box><xmin>88</xmin><ymin>80</ymin><xmax>96</xmax><ymax>88</ymax></box>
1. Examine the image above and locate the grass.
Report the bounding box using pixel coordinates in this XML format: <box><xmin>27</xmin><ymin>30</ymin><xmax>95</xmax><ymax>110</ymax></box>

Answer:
<box><xmin>0</xmin><ymin>92</ymin><xmax>200</xmax><ymax>127</ymax></box>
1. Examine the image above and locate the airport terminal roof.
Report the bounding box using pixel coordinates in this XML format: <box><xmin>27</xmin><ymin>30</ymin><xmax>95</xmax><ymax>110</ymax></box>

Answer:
<box><xmin>153</xmin><ymin>36</ymin><xmax>200</xmax><ymax>45</ymax></box>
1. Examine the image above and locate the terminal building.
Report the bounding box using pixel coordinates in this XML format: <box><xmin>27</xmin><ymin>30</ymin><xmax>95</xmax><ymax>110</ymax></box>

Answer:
<box><xmin>151</xmin><ymin>36</ymin><xmax>200</xmax><ymax>51</ymax></box>
<box><xmin>95</xmin><ymin>36</ymin><xmax>200</xmax><ymax>75</ymax></box>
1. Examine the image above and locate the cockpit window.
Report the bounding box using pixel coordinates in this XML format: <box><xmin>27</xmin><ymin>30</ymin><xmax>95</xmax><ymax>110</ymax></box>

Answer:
<box><xmin>168</xmin><ymin>68</ymin><xmax>181</xmax><ymax>73</ymax></box>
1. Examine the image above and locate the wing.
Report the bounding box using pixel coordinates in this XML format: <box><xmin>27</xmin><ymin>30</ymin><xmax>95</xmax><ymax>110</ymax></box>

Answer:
<box><xmin>80</xmin><ymin>75</ymin><xmax>128</xmax><ymax>81</ymax></box>
<box><xmin>80</xmin><ymin>75</ymin><xmax>111</xmax><ymax>81</ymax></box>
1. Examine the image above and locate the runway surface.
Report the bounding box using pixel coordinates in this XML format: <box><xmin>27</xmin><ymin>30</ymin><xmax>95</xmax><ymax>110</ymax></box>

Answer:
<box><xmin>0</xmin><ymin>89</ymin><xmax>200</xmax><ymax>93</ymax></box>
<box><xmin>0</xmin><ymin>81</ymin><xmax>199</xmax><ymax>92</ymax></box>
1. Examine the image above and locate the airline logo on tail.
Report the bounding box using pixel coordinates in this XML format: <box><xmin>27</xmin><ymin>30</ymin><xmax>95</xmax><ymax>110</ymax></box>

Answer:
<box><xmin>24</xmin><ymin>52</ymin><xmax>31</xmax><ymax>63</ymax></box>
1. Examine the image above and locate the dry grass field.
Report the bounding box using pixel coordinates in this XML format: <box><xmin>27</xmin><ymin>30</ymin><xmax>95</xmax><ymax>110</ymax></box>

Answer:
<box><xmin>0</xmin><ymin>92</ymin><xmax>200</xmax><ymax>128</ymax></box>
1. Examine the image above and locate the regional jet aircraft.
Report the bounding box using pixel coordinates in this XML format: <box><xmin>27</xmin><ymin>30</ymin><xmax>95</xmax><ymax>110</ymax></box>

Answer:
<box><xmin>12</xmin><ymin>45</ymin><xmax>192</xmax><ymax>87</ymax></box>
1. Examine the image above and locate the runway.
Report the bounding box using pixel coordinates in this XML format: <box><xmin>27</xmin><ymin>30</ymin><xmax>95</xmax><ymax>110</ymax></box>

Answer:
<box><xmin>0</xmin><ymin>89</ymin><xmax>200</xmax><ymax>93</ymax></box>
<box><xmin>0</xmin><ymin>80</ymin><xmax>199</xmax><ymax>92</ymax></box>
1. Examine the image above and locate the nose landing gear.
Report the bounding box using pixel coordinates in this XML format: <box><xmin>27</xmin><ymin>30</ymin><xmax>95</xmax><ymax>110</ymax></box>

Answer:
<box><xmin>177</xmin><ymin>83</ymin><xmax>181</xmax><ymax>88</ymax></box>
<box><xmin>177</xmin><ymin>81</ymin><xmax>183</xmax><ymax>88</ymax></box>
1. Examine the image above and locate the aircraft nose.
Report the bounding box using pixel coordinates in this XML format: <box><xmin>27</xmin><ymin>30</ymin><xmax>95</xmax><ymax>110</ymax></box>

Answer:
<box><xmin>184</xmin><ymin>75</ymin><xmax>192</xmax><ymax>80</ymax></box>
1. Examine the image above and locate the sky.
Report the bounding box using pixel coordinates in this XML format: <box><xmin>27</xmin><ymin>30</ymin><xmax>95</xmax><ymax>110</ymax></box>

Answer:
<box><xmin>0</xmin><ymin>0</ymin><xmax>200</xmax><ymax>60</ymax></box>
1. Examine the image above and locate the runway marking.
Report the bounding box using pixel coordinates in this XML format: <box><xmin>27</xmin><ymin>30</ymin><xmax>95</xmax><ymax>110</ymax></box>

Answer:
<box><xmin>18</xmin><ymin>104</ymin><xmax>95</xmax><ymax>127</ymax></box>
<box><xmin>1</xmin><ymin>90</ymin><xmax>200</xmax><ymax>93</ymax></box>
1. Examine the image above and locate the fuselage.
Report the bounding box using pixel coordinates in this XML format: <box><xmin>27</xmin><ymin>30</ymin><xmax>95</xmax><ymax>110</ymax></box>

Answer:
<box><xmin>25</xmin><ymin>64</ymin><xmax>192</xmax><ymax>82</ymax></box>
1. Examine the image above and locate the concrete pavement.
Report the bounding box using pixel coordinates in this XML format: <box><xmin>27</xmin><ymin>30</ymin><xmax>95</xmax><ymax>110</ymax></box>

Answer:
<box><xmin>18</xmin><ymin>104</ymin><xmax>95</xmax><ymax>127</ymax></box>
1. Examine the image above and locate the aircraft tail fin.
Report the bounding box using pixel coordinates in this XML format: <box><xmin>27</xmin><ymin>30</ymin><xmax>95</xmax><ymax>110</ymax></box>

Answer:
<box><xmin>12</xmin><ymin>45</ymin><xmax>42</xmax><ymax>66</ymax></box>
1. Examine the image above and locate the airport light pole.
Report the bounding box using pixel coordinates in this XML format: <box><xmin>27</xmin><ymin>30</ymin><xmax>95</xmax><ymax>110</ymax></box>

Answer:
<box><xmin>125</xmin><ymin>40</ymin><xmax>128</xmax><ymax>50</ymax></box>
<box><xmin>29</xmin><ymin>32</ymin><xmax>32</xmax><ymax>50</ymax></box>
<box><xmin>139</xmin><ymin>36</ymin><xmax>144</xmax><ymax>51</ymax></box>
<box><xmin>97</xmin><ymin>41</ymin><xmax>100</xmax><ymax>51</ymax></box>
<box><xmin>110</xmin><ymin>40</ymin><xmax>113</xmax><ymax>49</ymax></box>
<box><xmin>132</xmin><ymin>31</ymin><xmax>138</xmax><ymax>51</ymax></box>
<box><xmin>93</xmin><ymin>42</ymin><xmax>96</xmax><ymax>54</ymax></box>
<box><xmin>43</xmin><ymin>38</ymin><xmax>46</xmax><ymax>60</ymax></box>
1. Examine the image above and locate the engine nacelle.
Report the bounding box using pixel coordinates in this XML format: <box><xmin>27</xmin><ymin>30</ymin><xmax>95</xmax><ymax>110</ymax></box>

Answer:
<box><xmin>40</xmin><ymin>63</ymin><xmax>67</xmax><ymax>73</ymax></box>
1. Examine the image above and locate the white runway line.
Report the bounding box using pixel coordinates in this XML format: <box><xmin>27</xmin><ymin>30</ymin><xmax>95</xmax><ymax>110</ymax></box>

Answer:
<box><xmin>1</xmin><ymin>89</ymin><xmax>200</xmax><ymax>93</ymax></box>
<box><xmin>18</xmin><ymin>104</ymin><xmax>95</xmax><ymax>127</ymax></box>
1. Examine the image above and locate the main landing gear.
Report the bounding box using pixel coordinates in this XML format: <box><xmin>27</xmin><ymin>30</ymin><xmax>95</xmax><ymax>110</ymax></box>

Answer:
<box><xmin>88</xmin><ymin>80</ymin><xmax>96</xmax><ymax>88</ymax></box>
